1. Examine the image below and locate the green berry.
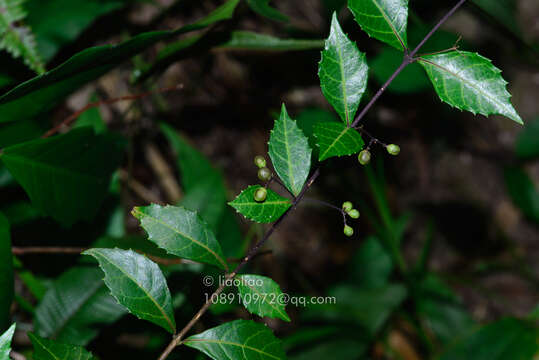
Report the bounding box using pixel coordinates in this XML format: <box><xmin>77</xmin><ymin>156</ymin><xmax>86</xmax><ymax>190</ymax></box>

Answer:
<box><xmin>358</xmin><ymin>150</ymin><xmax>371</xmax><ymax>165</ymax></box>
<box><xmin>253</xmin><ymin>187</ymin><xmax>267</xmax><ymax>202</ymax></box>
<box><xmin>254</xmin><ymin>155</ymin><xmax>266</xmax><ymax>168</ymax></box>
<box><xmin>258</xmin><ymin>167</ymin><xmax>272</xmax><ymax>181</ymax></box>
<box><xmin>343</xmin><ymin>225</ymin><xmax>354</xmax><ymax>237</ymax></box>
<box><xmin>386</xmin><ymin>144</ymin><xmax>400</xmax><ymax>156</ymax></box>
<box><xmin>348</xmin><ymin>209</ymin><xmax>360</xmax><ymax>219</ymax></box>
<box><xmin>342</xmin><ymin>201</ymin><xmax>353</xmax><ymax>212</ymax></box>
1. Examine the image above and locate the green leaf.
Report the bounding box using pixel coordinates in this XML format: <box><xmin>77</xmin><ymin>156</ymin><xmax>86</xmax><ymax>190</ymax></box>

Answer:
<box><xmin>0</xmin><ymin>119</ymin><xmax>44</xmax><ymax>148</ymax></box>
<box><xmin>268</xmin><ymin>104</ymin><xmax>312</xmax><ymax>196</ymax></box>
<box><xmin>296</xmin><ymin>108</ymin><xmax>339</xmax><ymax>160</ymax></box>
<box><xmin>0</xmin><ymin>0</ymin><xmax>45</xmax><ymax>73</ymax></box>
<box><xmin>83</xmin><ymin>248</ymin><xmax>176</xmax><ymax>334</ymax></box>
<box><xmin>348</xmin><ymin>236</ymin><xmax>392</xmax><ymax>288</ymax></box>
<box><xmin>313</xmin><ymin>121</ymin><xmax>364</xmax><ymax>161</ymax></box>
<box><xmin>228</xmin><ymin>185</ymin><xmax>291</xmax><ymax>223</ymax></box>
<box><xmin>160</xmin><ymin>123</ymin><xmax>226</xmax><ymax>230</ymax></box>
<box><xmin>73</xmin><ymin>95</ymin><xmax>106</xmax><ymax>134</ymax></box>
<box><xmin>0</xmin><ymin>127</ymin><xmax>123</xmax><ymax>226</ymax></box>
<box><xmin>219</xmin><ymin>31</ymin><xmax>324</xmax><ymax>51</ymax></box>
<box><xmin>290</xmin><ymin>339</ymin><xmax>367</xmax><ymax>360</ymax></box>
<box><xmin>184</xmin><ymin>319</ymin><xmax>287</xmax><ymax>360</ymax></box>
<box><xmin>418</xmin><ymin>51</ymin><xmax>522</xmax><ymax>124</ymax></box>
<box><xmin>318</xmin><ymin>13</ymin><xmax>368</xmax><ymax>125</ymax></box>
<box><xmin>35</xmin><ymin>267</ymin><xmax>127</xmax><ymax>346</ymax></box>
<box><xmin>0</xmin><ymin>323</ymin><xmax>15</xmax><ymax>359</ymax></box>
<box><xmin>236</xmin><ymin>274</ymin><xmax>290</xmax><ymax>322</ymax></box>
<box><xmin>25</xmin><ymin>0</ymin><xmax>125</xmax><ymax>62</ymax></box>
<box><xmin>246</xmin><ymin>0</ymin><xmax>289</xmax><ymax>22</ymax></box>
<box><xmin>0</xmin><ymin>0</ymin><xmax>240</xmax><ymax>123</ymax></box>
<box><xmin>471</xmin><ymin>0</ymin><xmax>521</xmax><ymax>38</ymax></box>
<box><xmin>29</xmin><ymin>333</ymin><xmax>95</xmax><ymax>360</ymax></box>
<box><xmin>504</xmin><ymin>167</ymin><xmax>539</xmax><ymax>223</ymax></box>
<box><xmin>515</xmin><ymin>118</ymin><xmax>539</xmax><ymax>159</ymax></box>
<box><xmin>348</xmin><ymin>0</ymin><xmax>408</xmax><ymax>50</ymax></box>
<box><xmin>132</xmin><ymin>204</ymin><xmax>228</xmax><ymax>270</ymax></box>
<box><xmin>0</xmin><ymin>214</ymin><xmax>13</xmax><ymax>332</ymax></box>
<box><xmin>439</xmin><ymin>318</ymin><xmax>538</xmax><ymax>360</ymax></box>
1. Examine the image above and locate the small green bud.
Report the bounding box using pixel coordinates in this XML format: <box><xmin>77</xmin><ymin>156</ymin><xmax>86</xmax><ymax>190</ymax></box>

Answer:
<box><xmin>254</xmin><ymin>155</ymin><xmax>266</xmax><ymax>168</ymax></box>
<box><xmin>258</xmin><ymin>167</ymin><xmax>272</xmax><ymax>182</ymax></box>
<box><xmin>348</xmin><ymin>209</ymin><xmax>360</xmax><ymax>219</ymax></box>
<box><xmin>343</xmin><ymin>225</ymin><xmax>354</xmax><ymax>237</ymax></box>
<box><xmin>386</xmin><ymin>144</ymin><xmax>400</xmax><ymax>156</ymax></box>
<box><xmin>342</xmin><ymin>201</ymin><xmax>353</xmax><ymax>212</ymax></box>
<box><xmin>253</xmin><ymin>187</ymin><xmax>267</xmax><ymax>202</ymax></box>
<box><xmin>358</xmin><ymin>150</ymin><xmax>371</xmax><ymax>165</ymax></box>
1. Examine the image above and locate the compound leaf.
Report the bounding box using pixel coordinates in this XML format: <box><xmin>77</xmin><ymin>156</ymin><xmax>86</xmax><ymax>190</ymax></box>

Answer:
<box><xmin>35</xmin><ymin>267</ymin><xmax>127</xmax><ymax>346</ymax></box>
<box><xmin>348</xmin><ymin>0</ymin><xmax>408</xmax><ymax>50</ymax></box>
<box><xmin>132</xmin><ymin>204</ymin><xmax>228</xmax><ymax>270</ymax></box>
<box><xmin>314</xmin><ymin>121</ymin><xmax>364</xmax><ymax>161</ymax></box>
<box><xmin>0</xmin><ymin>127</ymin><xmax>123</xmax><ymax>226</ymax></box>
<box><xmin>228</xmin><ymin>185</ymin><xmax>291</xmax><ymax>223</ymax></box>
<box><xmin>184</xmin><ymin>319</ymin><xmax>286</xmax><ymax>360</ymax></box>
<box><xmin>83</xmin><ymin>248</ymin><xmax>176</xmax><ymax>334</ymax></box>
<box><xmin>319</xmin><ymin>13</ymin><xmax>368</xmax><ymax>125</ymax></box>
<box><xmin>418</xmin><ymin>51</ymin><xmax>522</xmax><ymax>124</ymax></box>
<box><xmin>236</xmin><ymin>274</ymin><xmax>290</xmax><ymax>322</ymax></box>
<box><xmin>268</xmin><ymin>104</ymin><xmax>311</xmax><ymax>196</ymax></box>
<box><xmin>29</xmin><ymin>333</ymin><xmax>95</xmax><ymax>360</ymax></box>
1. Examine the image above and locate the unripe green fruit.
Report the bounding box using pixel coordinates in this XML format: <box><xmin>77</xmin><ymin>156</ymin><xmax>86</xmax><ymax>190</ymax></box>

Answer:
<box><xmin>258</xmin><ymin>167</ymin><xmax>272</xmax><ymax>181</ymax></box>
<box><xmin>253</xmin><ymin>187</ymin><xmax>267</xmax><ymax>202</ymax></box>
<box><xmin>358</xmin><ymin>150</ymin><xmax>371</xmax><ymax>165</ymax></box>
<box><xmin>386</xmin><ymin>144</ymin><xmax>400</xmax><ymax>156</ymax></box>
<box><xmin>342</xmin><ymin>201</ymin><xmax>353</xmax><ymax>212</ymax></box>
<box><xmin>348</xmin><ymin>209</ymin><xmax>360</xmax><ymax>219</ymax></box>
<box><xmin>254</xmin><ymin>155</ymin><xmax>266</xmax><ymax>168</ymax></box>
<box><xmin>343</xmin><ymin>225</ymin><xmax>354</xmax><ymax>237</ymax></box>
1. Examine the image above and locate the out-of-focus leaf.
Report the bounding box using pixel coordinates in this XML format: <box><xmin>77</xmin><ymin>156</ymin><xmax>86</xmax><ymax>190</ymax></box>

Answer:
<box><xmin>29</xmin><ymin>333</ymin><xmax>95</xmax><ymax>360</ymax></box>
<box><xmin>13</xmin><ymin>257</ymin><xmax>47</xmax><ymax>301</ymax></box>
<box><xmin>216</xmin><ymin>208</ymin><xmax>244</xmax><ymax>258</ymax></box>
<box><xmin>1</xmin><ymin>201</ymin><xmax>42</xmax><ymax>228</ymax></box>
<box><xmin>304</xmin><ymin>284</ymin><xmax>407</xmax><ymax>336</ymax></box>
<box><xmin>246</xmin><ymin>0</ymin><xmax>289</xmax><ymax>22</ymax></box>
<box><xmin>35</xmin><ymin>267</ymin><xmax>127</xmax><ymax>346</ymax></box>
<box><xmin>0</xmin><ymin>0</ymin><xmax>45</xmax><ymax>73</ymax></box>
<box><xmin>218</xmin><ymin>31</ymin><xmax>324</xmax><ymax>51</ymax></box>
<box><xmin>319</xmin><ymin>13</ymin><xmax>368</xmax><ymax>125</ymax></box>
<box><xmin>515</xmin><ymin>118</ymin><xmax>539</xmax><ymax>159</ymax></box>
<box><xmin>471</xmin><ymin>0</ymin><xmax>521</xmax><ymax>37</ymax></box>
<box><xmin>236</xmin><ymin>274</ymin><xmax>290</xmax><ymax>322</ymax></box>
<box><xmin>0</xmin><ymin>128</ymin><xmax>123</xmax><ymax>226</ymax></box>
<box><xmin>439</xmin><ymin>318</ymin><xmax>538</xmax><ymax>360</ymax></box>
<box><xmin>0</xmin><ymin>0</ymin><xmax>240</xmax><ymax>123</ymax></box>
<box><xmin>290</xmin><ymin>339</ymin><xmax>367</xmax><ymax>360</ymax></box>
<box><xmin>184</xmin><ymin>319</ymin><xmax>286</xmax><ymax>360</ymax></box>
<box><xmin>92</xmin><ymin>235</ymin><xmax>173</xmax><ymax>260</ymax></box>
<box><xmin>268</xmin><ymin>104</ymin><xmax>311</xmax><ymax>196</ymax></box>
<box><xmin>415</xmin><ymin>274</ymin><xmax>474</xmax><ymax>344</ymax></box>
<box><xmin>228</xmin><ymin>185</ymin><xmax>291</xmax><ymax>223</ymax></box>
<box><xmin>0</xmin><ymin>119</ymin><xmax>44</xmax><ymax>148</ymax></box>
<box><xmin>26</xmin><ymin>0</ymin><xmax>126</xmax><ymax>62</ymax></box>
<box><xmin>160</xmin><ymin>123</ymin><xmax>226</xmax><ymax>230</ymax></box>
<box><xmin>0</xmin><ymin>324</ymin><xmax>16</xmax><ymax>359</ymax></box>
<box><xmin>349</xmin><ymin>236</ymin><xmax>392</xmax><ymax>288</ymax></box>
<box><xmin>83</xmin><ymin>248</ymin><xmax>176</xmax><ymax>333</ymax></box>
<box><xmin>132</xmin><ymin>204</ymin><xmax>228</xmax><ymax>269</ymax></box>
<box><xmin>418</xmin><ymin>51</ymin><xmax>522</xmax><ymax>124</ymax></box>
<box><xmin>314</xmin><ymin>121</ymin><xmax>364</xmax><ymax>161</ymax></box>
<box><xmin>348</xmin><ymin>0</ymin><xmax>408</xmax><ymax>50</ymax></box>
<box><xmin>0</xmin><ymin>213</ymin><xmax>13</xmax><ymax>331</ymax></box>
<box><xmin>504</xmin><ymin>167</ymin><xmax>539</xmax><ymax>223</ymax></box>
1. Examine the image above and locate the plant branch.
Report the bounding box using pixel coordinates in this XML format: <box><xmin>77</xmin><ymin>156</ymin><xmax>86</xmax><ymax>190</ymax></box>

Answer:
<box><xmin>157</xmin><ymin>168</ymin><xmax>320</xmax><ymax>360</ymax></box>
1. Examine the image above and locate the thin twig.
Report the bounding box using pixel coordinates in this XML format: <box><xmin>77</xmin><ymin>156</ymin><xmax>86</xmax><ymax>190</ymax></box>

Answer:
<box><xmin>11</xmin><ymin>247</ymin><xmax>85</xmax><ymax>255</ymax></box>
<box><xmin>144</xmin><ymin>143</ymin><xmax>183</xmax><ymax>203</ymax></box>
<box><xmin>42</xmin><ymin>85</ymin><xmax>184</xmax><ymax>138</ymax></box>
